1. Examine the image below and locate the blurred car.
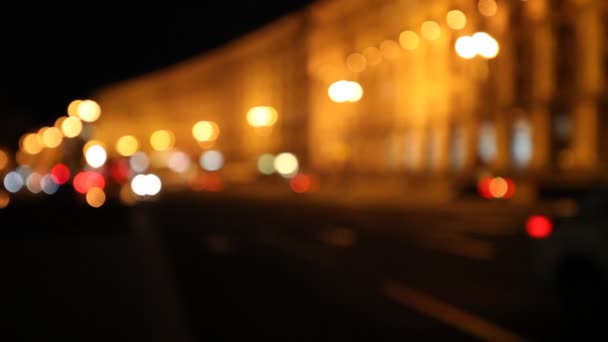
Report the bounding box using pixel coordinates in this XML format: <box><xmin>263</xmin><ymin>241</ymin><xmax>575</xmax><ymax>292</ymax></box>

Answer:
<box><xmin>524</xmin><ymin>186</ymin><xmax>608</xmax><ymax>325</ymax></box>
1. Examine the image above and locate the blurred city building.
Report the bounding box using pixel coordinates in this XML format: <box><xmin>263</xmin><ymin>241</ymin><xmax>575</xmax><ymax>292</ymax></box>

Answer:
<box><xmin>89</xmin><ymin>0</ymin><xmax>608</xmax><ymax>201</ymax></box>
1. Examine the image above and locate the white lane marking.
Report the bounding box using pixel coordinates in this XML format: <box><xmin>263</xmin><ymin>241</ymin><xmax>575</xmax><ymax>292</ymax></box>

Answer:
<box><xmin>382</xmin><ymin>280</ymin><xmax>528</xmax><ymax>342</ymax></box>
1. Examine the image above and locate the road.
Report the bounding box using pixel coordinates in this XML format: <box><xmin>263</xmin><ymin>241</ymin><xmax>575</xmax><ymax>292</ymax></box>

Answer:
<box><xmin>149</xmin><ymin>193</ymin><xmax>567</xmax><ymax>341</ymax></box>
<box><xmin>0</xmin><ymin>190</ymin><xmax>595</xmax><ymax>341</ymax></box>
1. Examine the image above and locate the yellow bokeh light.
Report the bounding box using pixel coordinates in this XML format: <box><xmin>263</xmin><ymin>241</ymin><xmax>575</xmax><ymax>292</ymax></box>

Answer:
<box><xmin>0</xmin><ymin>191</ymin><xmax>9</xmax><ymax>209</ymax></box>
<box><xmin>328</xmin><ymin>80</ymin><xmax>363</xmax><ymax>103</ymax></box>
<box><xmin>192</xmin><ymin>121</ymin><xmax>220</xmax><ymax>142</ymax></box>
<box><xmin>86</xmin><ymin>187</ymin><xmax>106</xmax><ymax>208</ymax></box>
<box><xmin>77</xmin><ymin>99</ymin><xmax>101</xmax><ymax>123</ymax></box>
<box><xmin>116</xmin><ymin>135</ymin><xmax>139</xmax><ymax>157</ymax></box>
<box><xmin>274</xmin><ymin>153</ymin><xmax>299</xmax><ymax>178</ymax></box>
<box><xmin>478</xmin><ymin>0</ymin><xmax>498</xmax><ymax>17</ymax></box>
<box><xmin>346</xmin><ymin>53</ymin><xmax>366</xmax><ymax>73</ymax></box>
<box><xmin>247</xmin><ymin>106</ymin><xmax>278</xmax><ymax>127</ymax></box>
<box><xmin>473</xmin><ymin>32</ymin><xmax>499</xmax><ymax>59</ymax></box>
<box><xmin>54</xmin><ymin>116</ymin><xmax>68</xmax><ymax>129</ymax></box>
<box><xmin>41</xmin><ymin>126</ymin><xmax>63</xmax><ymax>148</ymax></box>
<box><xmin>455</xmin><ymin>36</ymin><xmax>477</xmax><ymax>59</ymax></box>
<box><xmin>363</xmin><ymin>46</ymin><xmax>382</xmax><ymax>66</ymax></box>
<box><xmin>447</xmin><ymin>10</ymin><xmax>467</xmax><ymax>30</ymax></box>
<box><xmin>0</xmin><ymin>149</ymin><xmax>8</xmax><ymax>170</ymax></box>
<box><xmin>380</xmin><ymin>40</ymin><xmax>400</xmax><ymax>59</ymax></box>
<box><xmin>21</xmin><ymin>133</ymin><xmax>43</xmax><ymax>155</ymax></box>
<box><xmin>328</xmin><ymin>81</ymin><xmax>349</xmax><ymax>103</ymax></box>
<box><xmin>150</xmin><ymin>130</ymin><xmax>175</xmax><ymax>151</ymax></box>
<box><xmin>421</xmin><ymin>21</ymin><xmax>441</xmax><ymax>41</ymax></box>
<box><xmin>399</xmin><ymin>30</ymin><xmax>419</xmax><ymax>50</ymax></box>
<box><xmin>37</xmin><ymin>127</ymin><xmax>48</xmax><ymax>137</ymax></box>
<box><xmin>61</xmin><ymin>116</ymin><xmax>83</xmax><ymax>138</ymax></box>
<box><xmin>350</xmin><ymin>82</ymin><xmax>363</xmax><ymax>102</ymax></box>
<box><xmin>67</xmin><ymin>99</ymin><xmax>82</xmax><ymax>117</ymax></box>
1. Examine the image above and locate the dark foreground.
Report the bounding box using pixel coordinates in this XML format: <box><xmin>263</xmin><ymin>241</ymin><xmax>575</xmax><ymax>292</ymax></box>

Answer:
<box><xmin>1</xmin><ymin>191</ymin><xmax>605</xmax><ymax>341</ymax></box>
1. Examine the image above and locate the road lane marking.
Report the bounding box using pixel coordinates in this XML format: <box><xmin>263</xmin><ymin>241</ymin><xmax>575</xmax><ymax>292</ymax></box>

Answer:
<box><xmin>382</xmin><ymin>280</ymin><xmax>528</xmax><ymax>342</ymax></box>
<box><xmin>414</xmin><ymin>232</ymin><xmax>496</xmax><ymax>260</ymax></box>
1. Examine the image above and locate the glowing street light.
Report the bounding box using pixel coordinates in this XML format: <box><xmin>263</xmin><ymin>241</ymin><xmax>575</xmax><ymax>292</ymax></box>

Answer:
<box><xmin>274</xmin><ymin>152</ymin><xmax>299</xmax><ymax>178</ymax></box>
<box><xmin>447</xmin><ymin>10</ymin><xmax>467</xmax><ymax>30</ymax></box>
<box><xmin>67</xmin><ymin>100</ymin><xmax>82</xmax><ymax>117</ymax></box>
<box><xmin>115</xmin><ymin>135</ymin><xmax>139</xmax><ymax>157</ymax></box>
<box><xmin>454</xmin><ymin>32</ymin><xmax>499</xmax><ymax>59</ymax></box>
<box><xmin>83</xmin><ymin>141</ymin><xmax>107</xmax><ymax>168</ymax></box>
<box><xmin>247</xmin><ymin>106</ymin><xmax>278</xmax><ymax>127</ymax></box>
<box><xmin>328</xmin><ymin>80</ymin><xmax>363</xmax><ymax>103</ymax></box>
<box><xmin>150</xmin><ymin>130</ymin><xmax>175</xmax><ymax>151</ymax></box>
<box><xmin>61</xmin><ymin>116</ymin><xmax>83</xmax><ymax>138</ymax></box>
<box><xmin>455</xmin><ymin>36</ymin><xmax>477</xmax><ymax>59</ymax></box>
<box><xmin>40</xmin><ymin>126</ymin><xmax>63</xmax><ymax>148</ymax></box>
<box><xmin>192</xmin><ymin>121</ymin><xmax>219</xmax><ymax>142</ymax></box>
<box><xmin>77</xmin><ymin>99</ymin><xmax>101</xmax><ymax>123</ymax></box>
<box><xmin>20</xmin><ymin>133</ymin><xmax>43</xmax><ymax>155</ymax></box>
<box><xmin>473</xmin><ymin>32</ymin><xmax>500</xmax><ymax>59</ymax></box>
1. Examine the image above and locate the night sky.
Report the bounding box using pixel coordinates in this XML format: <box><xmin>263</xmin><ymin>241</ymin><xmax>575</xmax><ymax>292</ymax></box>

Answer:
<box><xmin>0</xmin><ymin>2</ymin><xmax>313</xmax><ymax>147</ymax></box>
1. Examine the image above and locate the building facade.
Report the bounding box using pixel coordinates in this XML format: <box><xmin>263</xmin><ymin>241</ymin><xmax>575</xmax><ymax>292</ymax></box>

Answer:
<box><xmin>91</xmin><ymin>0</ymin><xmax>608</xmax><ymax>196</ymax></box>
<box><xmin>93</xmin><ymin>14</ymin><xmax>309</xmax><ymax>182</ymax></box>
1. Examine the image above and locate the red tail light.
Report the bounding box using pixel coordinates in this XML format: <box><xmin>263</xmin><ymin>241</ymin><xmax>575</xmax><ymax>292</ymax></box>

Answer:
<box><xmin>526</xmin><ymin>215</ymin><xmax>553</xmax><ymax>239</ymax></box>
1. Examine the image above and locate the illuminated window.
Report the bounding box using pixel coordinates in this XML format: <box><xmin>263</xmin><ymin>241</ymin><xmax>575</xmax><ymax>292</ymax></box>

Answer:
<box><xmin>478</xmin><ymin>121</ymin><xmax>497</xmax><ymax>165</ymax></box>
<box><xmin>449</xmin><ymin>124</ymin><xmax>467</xmax><ymax>170</ymax></box>
<box><xmin>404</xmin><ymin>129</ymin><xmax>422</xmax><ymax>171</ymax></box>
<box><xmin>426</xmin><ymin>126</ymin><xmax>440</xmax><ymax>170</ymax></box>
<box><xmin>550</xmin><ymin>103</ymin><xmax>573</xmax><ymax>168</ymax></box>
<box><xmin>511</xmin><ymin>118</ymin><xmax>533</xmax><ymax>168</ymax></box>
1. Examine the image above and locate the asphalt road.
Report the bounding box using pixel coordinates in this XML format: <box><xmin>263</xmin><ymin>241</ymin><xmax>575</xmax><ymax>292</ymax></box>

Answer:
<box><xmin>0</xmin><ymin>191</ymin><xmax>600</xmax><ymax>341</ymax></box>
<box><xmin>149</xmin><ymin>194</ymin><xmax>567</xmax><ymax>341</ymax></box>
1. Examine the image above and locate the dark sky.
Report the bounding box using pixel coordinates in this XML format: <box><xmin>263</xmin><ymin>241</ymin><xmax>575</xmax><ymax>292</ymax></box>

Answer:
<box><xmin>0</xmin><ymin>2</ymin><xmax>313</xmax><ymax>146</ymax></box>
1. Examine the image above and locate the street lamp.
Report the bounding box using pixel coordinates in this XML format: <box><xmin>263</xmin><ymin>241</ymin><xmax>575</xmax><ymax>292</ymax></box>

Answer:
<box><xmin>247</xmin><ymin>106</ymin><xmax>278</xmax><ymax>127</ymax></box>
<box><xmin>77</xmin><ymin>99</ymin><xmax>102</xmax><ymax>123</ymax></box>
<box><xmin>192</xmin><ymin>120</ymin><xmax>220</xmax><ymax>142</ymax></box>
<box><xmin>473</xmin><ymin>32</ymin><xmax>499</xmax><ymax>59</ymax></box>
<box><xmin>328</xmin><ymin>80</ymin><xmax>363</xmax><ymax>103</ymax></box>
<box><xmin>455</xmin><ymin>32</ymin><xmax>500</xmax><ymax>59</ymax></box>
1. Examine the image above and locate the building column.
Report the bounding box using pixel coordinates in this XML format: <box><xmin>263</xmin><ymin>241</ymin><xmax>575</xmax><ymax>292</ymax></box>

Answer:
<box><xmin>525</xmin><ymin>10</ymin><xmax>554</xmax><ymax>172</ymax></box>
<box><xmin>494</xmin><ymin>111</ymin><xmax>511</xmax><ymax>170</ymax></box>
<box><xmin>572</xmin><ymin>99</ymin><xmax>598</xmax><ymax>169</ymax></box>
<box><xmin>571</xmin><ymin>5</ymin><xmax>602</xmax><ymax>171</ymax></box>
<box><xmin>531</xmin><ymin>105</ymin><xmax>551</xmax><ymax>170</ymax></box>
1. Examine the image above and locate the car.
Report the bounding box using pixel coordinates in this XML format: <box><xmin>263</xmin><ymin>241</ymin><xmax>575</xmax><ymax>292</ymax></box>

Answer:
<box><xmin>524</xmin><ymin>186</ymin><xmax>608</xmax><ymax>328</ymax></box>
